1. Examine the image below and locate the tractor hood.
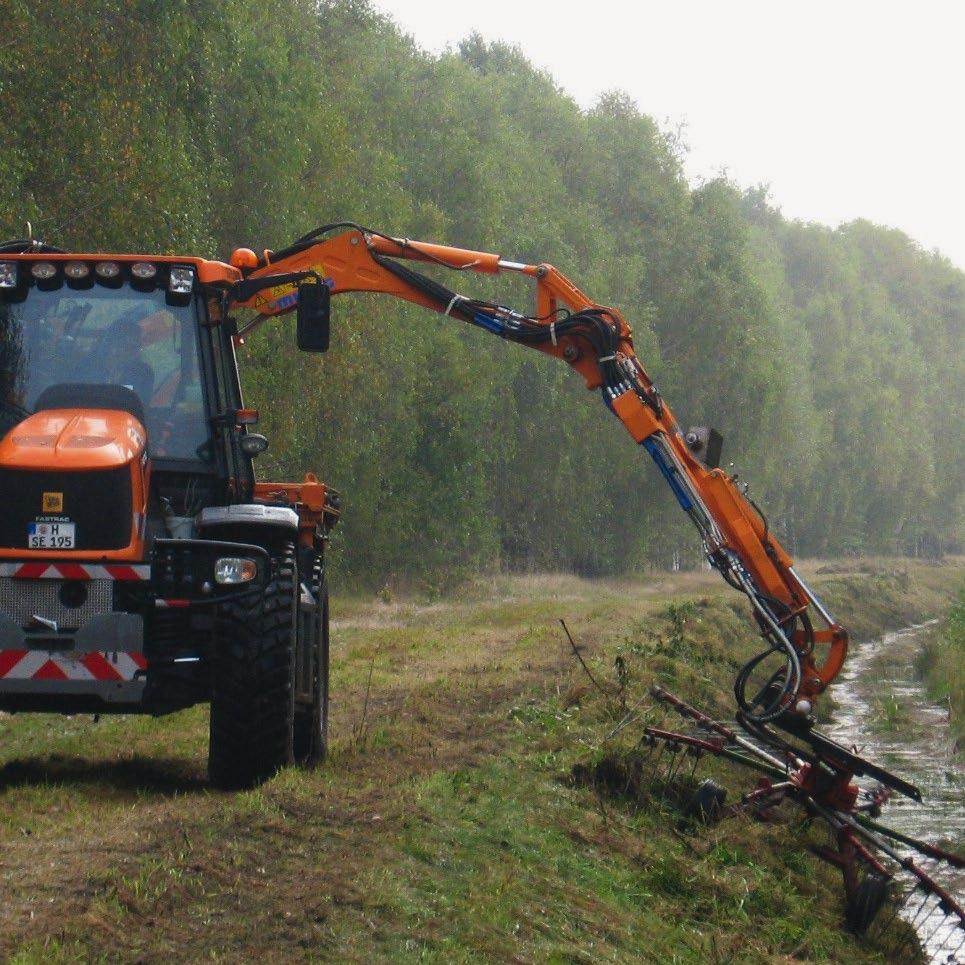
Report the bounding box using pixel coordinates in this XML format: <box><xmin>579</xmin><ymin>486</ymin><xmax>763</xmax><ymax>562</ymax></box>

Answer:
<box><xmin>0</xmin><ymin>409</ymin><xmax>147</xmax><ymax>471</ymax></box>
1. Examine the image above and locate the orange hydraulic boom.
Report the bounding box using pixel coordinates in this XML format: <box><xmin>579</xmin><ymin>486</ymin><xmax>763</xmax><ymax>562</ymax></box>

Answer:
<box><xmin>233</xmin><ymin>222</ymin><xmax>847</xmax><ymax>728</ymax></box>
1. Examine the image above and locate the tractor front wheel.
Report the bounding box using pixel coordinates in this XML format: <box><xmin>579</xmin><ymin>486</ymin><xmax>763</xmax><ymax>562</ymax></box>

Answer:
<box><xmin>208</xmin><ymin>545</ymin><xmax>297</xmax><ymax>789</ymax></box>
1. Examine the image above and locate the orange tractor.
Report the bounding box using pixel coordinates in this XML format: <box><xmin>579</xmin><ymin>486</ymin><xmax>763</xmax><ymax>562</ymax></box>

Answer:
<box><xmin>0</xmin><ymin>224</ymin><xmax>961</xmax><ymax>946</ymax></box>
<box><xmin>0</xmin><ymin>240</ymin><xmax>340</xmax><ymax>788</ymax></box>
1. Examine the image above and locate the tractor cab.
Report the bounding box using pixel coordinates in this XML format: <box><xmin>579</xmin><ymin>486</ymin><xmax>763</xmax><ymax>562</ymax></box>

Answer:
<box><xmin>0</xmin><ymin>254</ymin><xmax>253</xmax><ymax>558</ymax></box>
<box><xmin>0</xmin><ymin>249</ymin><xmax>338</xmax><ymax>787</ymax></box>
<box><xmin>0</xmin><ymin>270</ymin><xmax>209</xmax><ymax>458</ymax></box>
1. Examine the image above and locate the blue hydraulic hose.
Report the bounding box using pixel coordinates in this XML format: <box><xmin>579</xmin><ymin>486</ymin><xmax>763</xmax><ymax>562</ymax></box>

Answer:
<box><xmin>471</xmin><ymin>311</ymin><xmax>504</xmax><ymax>335</ymax></box>
<box><xmin>642</xmin><ymin>436</ymin><xmax>693</xmax><ymax>512</ymax></box>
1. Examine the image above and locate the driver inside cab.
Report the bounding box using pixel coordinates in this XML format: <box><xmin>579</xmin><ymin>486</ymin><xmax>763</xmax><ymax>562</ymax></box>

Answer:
<box><xmin>98</xmin><ymin>319</ymin><xmax>155</xmax><ymax>403</ymax></box>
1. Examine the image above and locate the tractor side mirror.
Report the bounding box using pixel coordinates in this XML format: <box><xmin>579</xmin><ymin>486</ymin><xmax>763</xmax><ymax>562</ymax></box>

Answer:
<box><xmin>296</xmin><ymin>281</ymin><xmax>330</xmax><ymax>353</ymax></box>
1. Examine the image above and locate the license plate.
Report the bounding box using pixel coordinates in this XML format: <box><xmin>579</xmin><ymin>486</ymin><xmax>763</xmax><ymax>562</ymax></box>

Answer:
<box><xmin>28</xmin><ymin>522</ymin><xmax>76</xmax><ymax>549</ymax></box>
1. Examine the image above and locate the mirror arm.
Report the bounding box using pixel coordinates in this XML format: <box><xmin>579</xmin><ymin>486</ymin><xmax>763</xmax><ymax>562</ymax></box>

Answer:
<box><xmin>227</xmin><ymin>270</ymin><xmax>321</xmax><ymax>309</ymax></box>
<box><xmin>226</xmin><ymin>270</ymin><xmax>324</xmax><ymax>340</ymax></box>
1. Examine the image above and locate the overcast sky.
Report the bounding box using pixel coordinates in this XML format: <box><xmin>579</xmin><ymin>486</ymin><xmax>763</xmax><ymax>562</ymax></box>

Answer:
<box><xmin>372</xmin><ymin>0</ymin><xmax>965</xmax><ymax>270</ymax></box>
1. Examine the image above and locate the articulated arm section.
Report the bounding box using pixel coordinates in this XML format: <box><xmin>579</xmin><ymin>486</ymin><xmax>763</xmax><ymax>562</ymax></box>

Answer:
<box><xmin>238</xmin><ymin>224</ymin><xmax>847</xmax><ymax>723</ymax></box>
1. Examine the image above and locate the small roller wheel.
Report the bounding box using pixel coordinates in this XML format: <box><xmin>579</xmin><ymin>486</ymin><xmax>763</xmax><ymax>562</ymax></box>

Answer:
<box><xmin>845</xmin><ymin>872</ymin><xmax>890</xmax><ymax>934</ymax></box>
<box><xmin>684</xmin><ymin>779</ymin><xmax>727</xmax><ymax>825</ymax></box>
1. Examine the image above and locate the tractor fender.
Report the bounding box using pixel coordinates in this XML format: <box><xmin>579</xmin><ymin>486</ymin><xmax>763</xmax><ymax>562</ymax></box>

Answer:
<box><xmin>195</xmin><ymin>504</ymin><xmax>298</xmax><ymax>553</ymax></box>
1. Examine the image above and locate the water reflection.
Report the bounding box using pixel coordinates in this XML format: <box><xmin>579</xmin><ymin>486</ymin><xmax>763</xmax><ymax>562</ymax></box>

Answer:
<box><xmin>827</xmin><ymin>624</ymin><xmax>964</xmax><ymax>961</ymax></box>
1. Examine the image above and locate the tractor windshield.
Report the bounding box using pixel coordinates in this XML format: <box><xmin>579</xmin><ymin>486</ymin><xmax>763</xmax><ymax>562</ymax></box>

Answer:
<box><xmin>0</xmin><ymin>283</ymin><xmax>209</xmax><ymax>461</ymax></box>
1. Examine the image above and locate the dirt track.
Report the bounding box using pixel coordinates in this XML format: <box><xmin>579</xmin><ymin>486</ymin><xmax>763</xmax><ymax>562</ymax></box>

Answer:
<box><xmin>0</xmin><ymin>573</ymin><xmax>645</xmax><ymax>960</ymax></box>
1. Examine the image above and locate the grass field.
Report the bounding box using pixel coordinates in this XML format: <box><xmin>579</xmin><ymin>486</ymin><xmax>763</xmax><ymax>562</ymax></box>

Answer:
<box><xmin>0</xmin><ymin>559</ymin><xmax>960</xmax><ymax>963</ymax></box>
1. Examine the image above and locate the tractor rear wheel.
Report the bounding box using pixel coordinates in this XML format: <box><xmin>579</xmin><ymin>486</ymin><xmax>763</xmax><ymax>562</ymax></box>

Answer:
<box><xmin>293</xmin><ymin>556</ymin><xmax>329</xmax><ymax>767</ymax></box>
<box><xmin>208</xmin><ymin>545</ymin><xmax>297</xmax><ymax>789</ymax></box>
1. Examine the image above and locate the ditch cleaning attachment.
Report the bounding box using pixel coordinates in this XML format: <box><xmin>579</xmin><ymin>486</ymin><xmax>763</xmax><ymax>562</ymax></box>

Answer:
<box><xmin>633</xmin><ymin>686</ymin><xmax>964</xmax><ymax>962</ymax></box>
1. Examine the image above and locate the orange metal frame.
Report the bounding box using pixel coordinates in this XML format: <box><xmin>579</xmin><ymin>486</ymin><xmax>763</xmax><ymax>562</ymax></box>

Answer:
<box><xmin>254</xmin><ymin>473</ymin><xmax>340</xmax><ymax>548</ymax></box>
<box><xmin>0</xmin><ymin>234</ymin><xmax>846</xmax><ymax>706</ymax></box>
<box><xmin>238</xmin><ymin>227</ymin><xmax>848</xmax><ymax>705</ymax></box>
<box><xmin>0</xmin><ymin>408</ymin><xmax>150</xmax><ymax>561</ymax></box>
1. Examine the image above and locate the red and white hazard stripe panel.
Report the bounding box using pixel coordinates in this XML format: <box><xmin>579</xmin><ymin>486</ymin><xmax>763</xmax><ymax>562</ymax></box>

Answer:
<box><xmin>0</xmin><ymin>563</ymin><xmax>150</xmax><ymax>581</ymax></box>
<box><xmin>0</xmin><ymin>649</ymin><xmax>147</xmax><ymax>681</ymax></box>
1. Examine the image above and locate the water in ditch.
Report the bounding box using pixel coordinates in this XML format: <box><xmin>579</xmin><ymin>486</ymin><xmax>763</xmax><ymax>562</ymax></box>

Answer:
<box><xmin>825</xmin><ymin>623</ymin><xmax>964</xmax><ymax>961</ymax></box>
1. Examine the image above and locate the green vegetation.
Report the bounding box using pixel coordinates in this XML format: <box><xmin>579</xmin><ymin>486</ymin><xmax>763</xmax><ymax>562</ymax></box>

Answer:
<box><xmin>2</xmin><ymin>7</ymin><xmax>962</xmax><ymax>957</ymax></box>
<box><xmin>2</xmin><ymin>1</ymin><xmax>962</xmax><ymax>586</ymax></box>
<box><xmin>0</xmin><ymin>561</ymin><xmax>958</xmax><ymax>962</ymax></box>
<box><xmin>920</xmin><ymin>583</ymin><xmax>965</xmax><ymax>750</ymax></box>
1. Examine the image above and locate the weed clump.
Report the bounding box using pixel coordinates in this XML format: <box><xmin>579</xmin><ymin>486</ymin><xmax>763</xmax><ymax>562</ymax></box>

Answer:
<box><xmin>919</xmin><ymin>584</ymin><xmax>965</xmax><ymax>752</ymax></box>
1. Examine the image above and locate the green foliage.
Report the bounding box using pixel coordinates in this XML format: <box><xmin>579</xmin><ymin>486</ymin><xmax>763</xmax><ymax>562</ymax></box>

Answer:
<box><xmin>920</xmin><ymin>585</ymin><xmax>965</xmax><ymax>749</ymax></box>
<box><xmin>1</xmin><ymin>0</ymin><xmax>962</xmax><ymax>583</ymax></box>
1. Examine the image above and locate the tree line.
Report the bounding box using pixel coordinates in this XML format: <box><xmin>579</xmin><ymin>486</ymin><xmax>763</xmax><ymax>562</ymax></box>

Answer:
<box><xmin>2</xmin><ymin>0</ymin><xmax>961</xmax><ymax>584</ymax></box>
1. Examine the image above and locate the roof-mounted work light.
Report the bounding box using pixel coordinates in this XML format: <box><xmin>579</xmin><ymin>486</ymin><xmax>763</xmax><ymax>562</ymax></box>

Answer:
<box><xmin>168</xmin><ymin>266</ymin><xmax>195</xmax><ymax>295</ymax></box>
<box><xmin>131</xmin><ymin>262</ymin><xmax>157</xmax><ymax>281</ymax></box>
<box><xmin>30</xmin><ymin>262</ymin><xmax>57</xmax><ymax>281</ymax></box>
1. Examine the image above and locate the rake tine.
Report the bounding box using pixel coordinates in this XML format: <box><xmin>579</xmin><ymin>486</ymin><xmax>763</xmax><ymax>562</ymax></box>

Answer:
<box><xmin>647</xmin><ymin>744</ymin><xmax>667</xmax><ymax>787</ymax></box>
<box><xmin>949</xmin><ymin>926</ymin><xmax>965</xmax><ymax>961</ymax></box>
<box><xmin>920</xmin><ymin>912</ymin><xmax>949</xmax><ymax>961</ymax></box>
<box><xmin>915</xmin><ymin>895</ymin><xmax>945</xmax><ymax>934</ymax></box>
<box><xmin>688</xmin><ymin>748</ymin><xmax>702</xmax><ymax>782</ymax></box>
<box><xmin>665</xmin><ymin>744</ymin><xmax>683</xmax><ymax>784</ymax></box>
<box><xmin>670</xmin><ymin>743</ymin><xmax>687</xmax><ymax>783</ymax></box>
<box><xmin>631</xmin><ymin>754</ymin><xmax>647</xmax><ymax>799</ymax></box>
<box><xmin>896</xmin><ymin>919</ymin><xmax>920</xmax><ymax>959</ymax></box>
<box><xmin>931</xmin><ymin>917</ymin><xmax>962</xmax><ymax>964</ymax></box>
<box><xmin>658</xmin><ymin>748</ymin><xmax>674</xmax><ymax>786</ymax></box>
<box><xmin>893</xmin><ymin>890</ymin><xmax>933</xmax><ymax>958</ymax></box>
<box><xmin>637</xmin><ymin>730</ymin><xmax>654</xmax><ymax>750</ymax></box>
<box><xmin>674</xmin><ymin>750</ymin><xmax>689</xmax><ymax>786</ymax></box>
<box><xmin>641</xmin><ymin>733</ymin><xmax>661</xmax><ymax>757</ymax></box>
<box><xmin>939</xmin><ymin>907</ymin><xmax>965</xmax><ymax>960</ymax></box>
<box><xmin>901</xmin><ymin>900</ymin><xmax>945</xmax><ymax>960</ymax></box>
<box><xmin>622</xmin><ymin>764</ymin><xmax>634</xmax><ymax>798</ymax></box>
<box><xmin>910</xmin><ymin>891</ymin><xmax>936</xmax><ymax>927</ymax></box>
<box><xmin>877</xmin><ymin>884</ymin><xmax>909</xmax><ymax>934</ymax></box>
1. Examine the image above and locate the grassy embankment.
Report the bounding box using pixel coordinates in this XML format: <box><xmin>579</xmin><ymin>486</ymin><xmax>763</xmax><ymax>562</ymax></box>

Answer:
<box><xmin>0</xmin><ymin>559</ymin><xmax>960</xmax><ymax>963</ymax></box>
<box><xmin>919</xmin><ymin>582</ymin><xmax>965</xmax><ymax>752</ymax></box>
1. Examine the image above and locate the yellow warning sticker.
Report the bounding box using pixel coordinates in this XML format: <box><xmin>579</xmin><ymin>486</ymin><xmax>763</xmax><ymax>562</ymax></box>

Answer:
<box><xmin>42</xmin><ymin>492</ymin><xmax>64</xmax><ymax>513</ymax></box>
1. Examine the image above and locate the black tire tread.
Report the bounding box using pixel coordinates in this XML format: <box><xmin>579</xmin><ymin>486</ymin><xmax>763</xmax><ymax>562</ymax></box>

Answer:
<box><xmin>844</xmin><ymin>872</ymin><xmax>890</xmax><ymax>935</ymax></box>
<box><xmin>293</xmin><ymin>553</ymin><xmax>329</xmax><ymax>767</ymax></box>
<box><xmin>208</xmin><ymin>545</ymin><xmax>296</xmax><ymax>789</ymax></box>
<box><xmin>683</xmin><ymin>779</ymin><xmax>727</xmax><ymax>825</ymax></box>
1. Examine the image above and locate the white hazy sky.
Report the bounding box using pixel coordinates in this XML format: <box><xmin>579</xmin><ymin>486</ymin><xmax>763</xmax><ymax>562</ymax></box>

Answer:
<box><xmin>372</xmin><ymin>0</ymin><xmax>965</xmax><ymax>270</ymax></box>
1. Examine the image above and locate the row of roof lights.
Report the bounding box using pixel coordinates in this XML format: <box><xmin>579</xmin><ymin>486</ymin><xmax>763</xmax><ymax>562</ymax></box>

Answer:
<box><xmin>0</xmin><ymin>261</ymin><xmax>194</xmax><ymax>294</ymax></box>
